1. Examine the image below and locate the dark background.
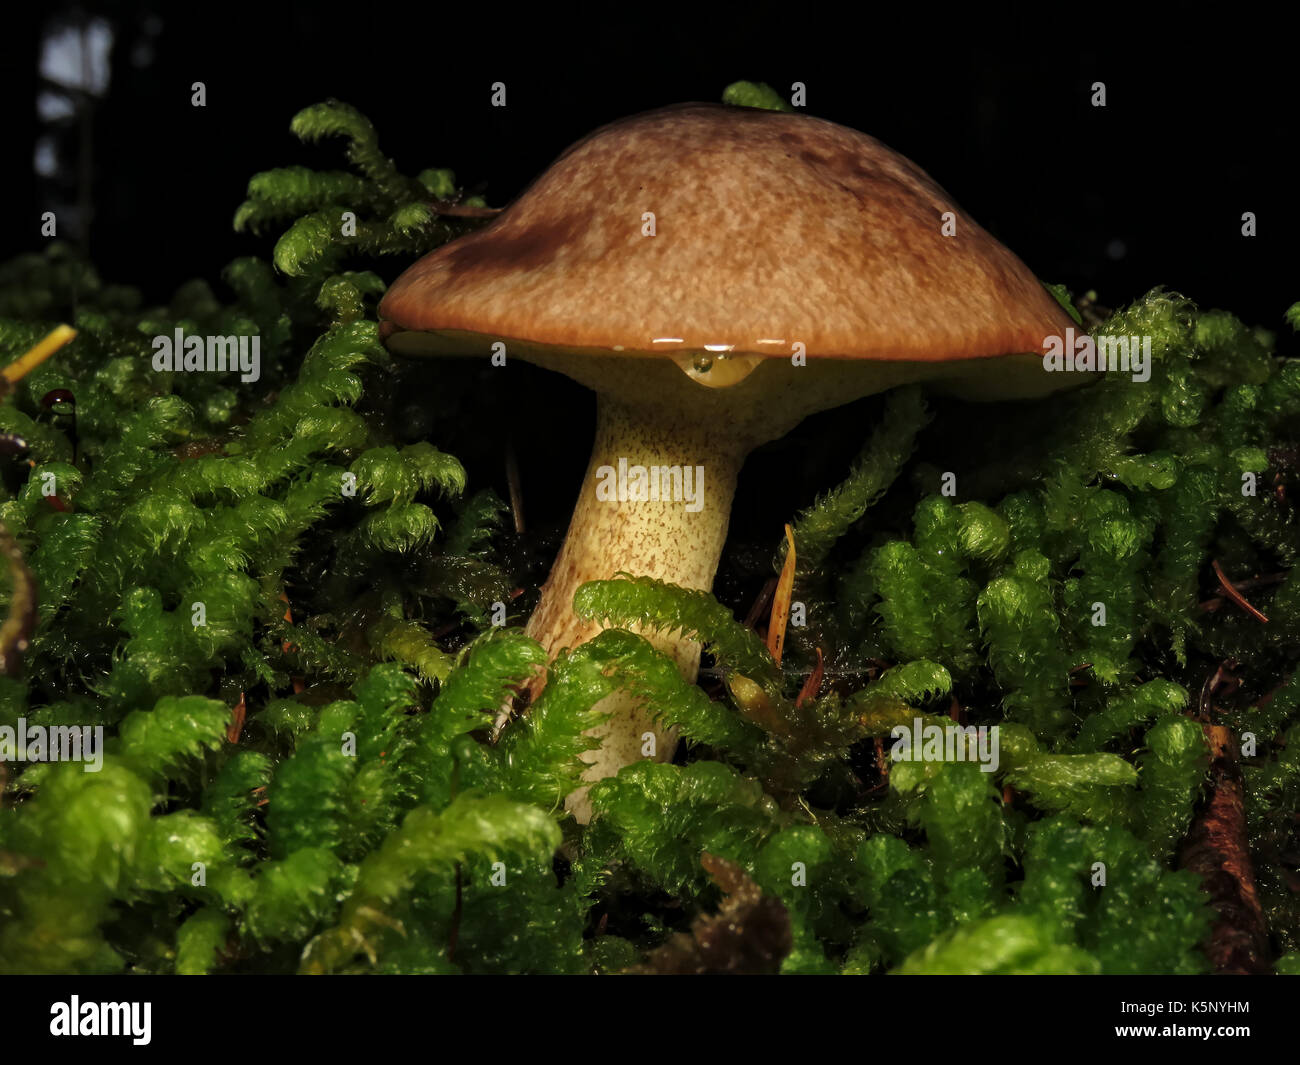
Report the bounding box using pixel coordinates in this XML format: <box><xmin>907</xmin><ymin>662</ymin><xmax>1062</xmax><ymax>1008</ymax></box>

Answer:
<box><xmin>3</xmin><ymin>3</ymin><xmax>1294</xmax><ymax>328</ymax></box>
<box><xmin>2</xmin><ymin>3</ymin><xmax>1296</xmax><ymax>577</ymax></box>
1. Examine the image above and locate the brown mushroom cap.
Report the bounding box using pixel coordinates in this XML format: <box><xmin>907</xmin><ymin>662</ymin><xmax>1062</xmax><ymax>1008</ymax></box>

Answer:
<box><xmin>378</xmin><ymin>103</ymin><xmax>1083</xmax><ymax>821</ymax></box>
<box><xmin>379</xmin><ymin>102</ymin><xmax>1074</xmax><ymax>368</ymax></box>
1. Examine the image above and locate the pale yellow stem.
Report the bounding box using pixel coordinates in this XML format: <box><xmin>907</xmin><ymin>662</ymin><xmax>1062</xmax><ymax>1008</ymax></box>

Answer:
<box><xmin>524</xmin><ymin>396</ymin><xmax>748</xmax><ymax>821</ymax></box>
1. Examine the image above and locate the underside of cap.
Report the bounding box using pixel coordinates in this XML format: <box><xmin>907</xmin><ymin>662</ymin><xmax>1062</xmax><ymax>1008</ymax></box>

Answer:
<box><xmin>379</xmin><ymin>103</ymin><xmax>1075</xmax><ymax>365</ymax></box>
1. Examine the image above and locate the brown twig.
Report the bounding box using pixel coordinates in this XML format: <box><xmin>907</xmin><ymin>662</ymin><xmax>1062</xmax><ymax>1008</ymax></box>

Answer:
<box><xmin>1198</xmin><ymin>572</ymin><xmax>1285</xmax><ymax>614</ymax></box>
<box><xmin>1210</xmin><ymin>560</ymin><xmax>1270</xmax><ymax>623</ymax></box>
<box><xmin>1179</xmin><ymin>721</ymin><xmax>1272</xmax><ymax>973</ymax></box>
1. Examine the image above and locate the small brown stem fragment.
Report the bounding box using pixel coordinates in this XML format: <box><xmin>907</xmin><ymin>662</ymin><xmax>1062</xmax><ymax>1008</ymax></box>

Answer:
<box><xmin>795</xmin><ymin>647</ymin><xmax>824</xmax><ymax>708</ymax></box>
<box><xmin>505</xmin><ymin>435</ymin><xmax>525</xmax><ymax>536</ymax></box>
<box><xmin>744</xmin><ymin>577</ymin><xmax>778</xmax><ymax>631</ymax></box>
<box><xmin>1210</xmin><ymin>560</ymin><xmax>1269</xmax><ymax>623</ymax></box>
<box><xmin>227</xmin><ymin>692</ymin><xmax>247</xmax><ymax>744</ymax></box>
<box><xmin>1199</xmin><ymin>659</ymin><xmax>1239</xmax><ymax>718</ymax></box>
<box><xmin>1197</xmin><ymin>572</ymin><xmax>1285</xmax><ymax>613</ymax></box>
<box><xmin>1179</xmin><ymin>722</ymin><xmax>1272</xmax><ymax>974</ymax></box>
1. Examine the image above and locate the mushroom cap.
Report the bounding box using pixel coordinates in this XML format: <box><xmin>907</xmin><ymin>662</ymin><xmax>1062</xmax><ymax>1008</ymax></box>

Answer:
<box><xmin>379</xmin><ymin>103</ymin><xmax>1074</xmax><ymax>366</ymax></box>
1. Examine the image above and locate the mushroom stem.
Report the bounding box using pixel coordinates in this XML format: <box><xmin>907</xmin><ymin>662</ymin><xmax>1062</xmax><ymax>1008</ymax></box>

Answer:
<box><xmin>524</xmin><ymin>395</ymin><xmax>749</xmax><ymax>821</ymax></box>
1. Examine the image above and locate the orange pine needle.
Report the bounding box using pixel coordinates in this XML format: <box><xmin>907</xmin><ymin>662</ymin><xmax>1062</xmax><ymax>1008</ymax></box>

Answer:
<box><xmin>767</xmin><ymin>524</ymin><xmax>796</xmax><ymax>665</ymax></box>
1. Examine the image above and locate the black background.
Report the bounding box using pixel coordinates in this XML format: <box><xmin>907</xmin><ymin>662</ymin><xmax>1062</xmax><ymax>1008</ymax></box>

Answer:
<box><xmin>2</xmin><ymin>2</ymin><xmax>1296</xmax><ymax>565</ymax></box>
<box><xmin>3</xmin><ymin>4</ymin><xmax>1294</xmax><ymax>327</ymax></box>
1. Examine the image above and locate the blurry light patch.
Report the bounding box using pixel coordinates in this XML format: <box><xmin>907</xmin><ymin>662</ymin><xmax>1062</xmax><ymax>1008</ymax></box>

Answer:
<box><xmin>1106</xmin><ymin>239</ymin><xmax>1127</xmax><ymax>260</ymax></box>
<box><xmin>34</xmin><ymin>136</ymin><xmax>58</xmax><ymax>178</ymax></box>
<box><xmin>36</xmin><ymin>14</ymin><xmax>118</xmax><ymax>242</ymax></box>
<box><xmin>40</xmin><ymin>17</ymin><xmax>114</xmax><ymax>95</ymax></box>
<box><xmin>37</xmin><ymin>91</ymin><xmax>76</xmax><ymax>122</ymax></box>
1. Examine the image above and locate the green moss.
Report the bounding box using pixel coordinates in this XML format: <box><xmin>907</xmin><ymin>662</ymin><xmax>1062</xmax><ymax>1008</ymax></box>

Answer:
<box><xmin>0</xmin><ymin>90</ymin><xmax>1296</xmax><ymax>975</ymax></box>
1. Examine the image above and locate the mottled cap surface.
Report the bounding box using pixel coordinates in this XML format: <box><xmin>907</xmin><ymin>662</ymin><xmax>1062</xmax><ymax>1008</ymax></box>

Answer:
<box><xmin>379</xmin><ymin>103</ymin><xmax>1073</xmax><ymax>362</ymax></box>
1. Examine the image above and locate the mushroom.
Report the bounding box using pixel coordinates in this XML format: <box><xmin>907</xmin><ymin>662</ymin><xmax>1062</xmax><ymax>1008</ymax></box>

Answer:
<box><xmin>379</xmin><ymin>102</ymin><xmax>1077</xmax><ymax>821</ymax></box>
